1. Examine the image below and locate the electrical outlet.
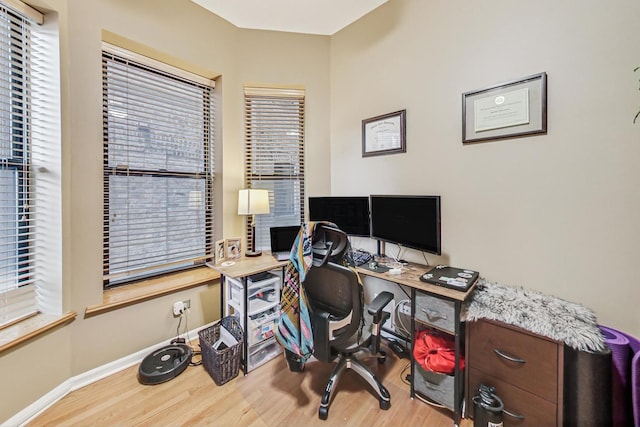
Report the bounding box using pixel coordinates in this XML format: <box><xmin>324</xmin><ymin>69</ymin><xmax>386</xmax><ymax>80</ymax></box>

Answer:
<box><xmin>399</xmin><ymin>302</ymin><xmax>411</xmax><ymax>316</ymax></box>
<box><xmin>172</xmin><ymin>299</ymin><xmax>191</xmax><ymax>316</ymax></box>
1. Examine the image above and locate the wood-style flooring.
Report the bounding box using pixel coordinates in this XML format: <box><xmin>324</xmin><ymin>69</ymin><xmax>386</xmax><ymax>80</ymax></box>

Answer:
<box><xmin>28</xmin><ymin>342</ymin><xmax>473</xmax><ymax>426</ymax></box>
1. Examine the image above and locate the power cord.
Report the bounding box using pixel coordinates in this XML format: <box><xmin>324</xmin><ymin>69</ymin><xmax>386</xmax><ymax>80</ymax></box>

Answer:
<box><xmin>400</xmin><ymin>361</ymin><xmax>411</xmax><ymax>386</ymax></box>
<box><xmin>171</xmin><ymin>307</ymin><xmax>202</xmax><ymax>366</ymax></box>
<box><xmin>394</xmin><ymin>299</ymin><xmax>412</xmax><ymax>337</ymax></box>
<box><xmin>421</xmin><ymin>251</ymin><xmax>431</xmax><ymax>267</ymax></box>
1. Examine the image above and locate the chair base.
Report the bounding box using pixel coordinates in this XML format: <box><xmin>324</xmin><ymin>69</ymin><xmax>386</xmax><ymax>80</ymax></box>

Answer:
<box><xmin>318</xmin><ymin>353</ymin><xmax>391</xmax><ymax>420</ymax></box>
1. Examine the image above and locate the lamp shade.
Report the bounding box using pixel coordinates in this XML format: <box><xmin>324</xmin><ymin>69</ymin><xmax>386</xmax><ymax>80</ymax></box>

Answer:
<box><xmin>237</xmin><ymin>189</ymin><xmax>270</xmax><ymax>215</ymax></box>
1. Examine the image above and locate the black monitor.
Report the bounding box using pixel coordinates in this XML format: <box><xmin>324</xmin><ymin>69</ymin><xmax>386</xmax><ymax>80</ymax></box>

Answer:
<box><xmin>308</xmin><ymin>196</ymin><xmax>370</xmax><ymax>237</ymax></box>
<box><xmin>370</xmin><ymin>195</ymin><xmax>441</xmax><ymax>255</ymax></box>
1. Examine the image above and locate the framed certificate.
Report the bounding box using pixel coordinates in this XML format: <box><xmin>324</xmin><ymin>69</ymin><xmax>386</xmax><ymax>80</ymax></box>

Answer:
<box><xmin>362</xmin><ymin>110</ymin><xmax>406</xmax><ymax>157</ymax></box>
<box><xmin>463</xmin><ymin>73</ymin><xmax>547</xmax><ymax>144</ymax></box>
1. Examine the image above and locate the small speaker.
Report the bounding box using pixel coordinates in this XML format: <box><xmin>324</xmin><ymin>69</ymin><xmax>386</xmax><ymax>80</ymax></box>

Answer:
<box><xmin>138</xmin><ymin>344</ymin><xmax>193</xmax><ymax>385</ymax></box>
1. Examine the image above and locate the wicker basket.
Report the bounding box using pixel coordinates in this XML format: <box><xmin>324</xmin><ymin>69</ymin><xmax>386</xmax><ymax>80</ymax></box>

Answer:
<box><xmin>198</xmin><ymin>316</ymin><xmax>244</xmax><ymax>386</ymax></box>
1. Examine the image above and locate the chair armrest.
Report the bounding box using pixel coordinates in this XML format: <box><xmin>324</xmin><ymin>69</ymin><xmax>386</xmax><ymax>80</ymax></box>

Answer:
<box><xmin>311</xmin><ymin>311</ymin><xmax>332</xmax><ymax>362</ymax></box>
<box><xmin>368</xmin><ymin>291</ymin><xmax>394</xmax><ymax>317</ymax></box>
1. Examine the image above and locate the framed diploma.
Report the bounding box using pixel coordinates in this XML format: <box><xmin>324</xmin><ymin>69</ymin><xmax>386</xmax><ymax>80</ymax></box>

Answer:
<box><xmin>362</xmin><ymin>109</ymin><xmax>406</xmax><ymax>157</ymax></box>
<box><xmin>462</xmin><ymin>72</ymin><xmax>547</xmax><ymax>144</ymax></box>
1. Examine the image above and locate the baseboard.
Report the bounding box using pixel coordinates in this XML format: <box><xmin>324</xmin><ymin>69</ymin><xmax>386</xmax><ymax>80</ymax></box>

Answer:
<box><xmin>4</xmin><ymin>322</ymin><xmax>213</xmax><ymax>427</ymax></box>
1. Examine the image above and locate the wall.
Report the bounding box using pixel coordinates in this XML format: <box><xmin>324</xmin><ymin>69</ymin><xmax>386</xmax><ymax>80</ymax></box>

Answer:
<box><xmin>0</xmin><ymin>0</ymin><xmax>331</xmax><ymax>422</ymax></box>
<box><xmin>330</xmin><ymin>0</ymin><xmax>640</xmax><ymax>337</ymax></box>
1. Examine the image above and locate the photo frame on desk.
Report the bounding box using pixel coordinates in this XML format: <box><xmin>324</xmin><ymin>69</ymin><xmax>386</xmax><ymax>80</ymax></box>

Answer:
<box><xmin>214</xmin><ymin>239</ymin><xmax>225</xmax><ymax>264</ymax></box>
<box><xmin>362</xmin><ymin>109</ymin><xmax>406</xmax><ymax>157</ymax></box>
<box><xmin>225</xmin><ymin>238</ymin><xmax>241</xmax><ymax>260</ymax></box>
<box><xmin>462</xmin><ymin>72</ymin><xmax>547</xmax><ymax>144</ymax></box>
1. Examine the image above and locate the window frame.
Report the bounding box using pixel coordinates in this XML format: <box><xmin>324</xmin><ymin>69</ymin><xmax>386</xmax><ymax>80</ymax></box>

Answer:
<box><xmin>0</xmin><ymin>2</ymin><xmax>40</xmax><ymax>327</ymax></box>
<box><xmin>243</xmin><ymin>85</ymin><xmax>305</xmax><ymax>251</ymax></box>
<box><xmin>101</xmin><ymin>44</ymin><xmax>216</xmax><ymax>288</ymax></box>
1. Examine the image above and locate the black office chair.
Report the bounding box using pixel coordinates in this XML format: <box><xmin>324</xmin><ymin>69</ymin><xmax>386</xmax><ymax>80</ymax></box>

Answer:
<box><xmin>304</xmin><ymin>224</ymin><xmax>394</xmax><ymax>420</ymax></box>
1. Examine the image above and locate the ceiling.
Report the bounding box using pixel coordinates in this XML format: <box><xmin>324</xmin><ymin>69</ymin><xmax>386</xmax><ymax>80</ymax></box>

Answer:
<box><xmin>190</xmin><ymin>0</ymin><xmax>389</xmax><ymax>35</ymax></box>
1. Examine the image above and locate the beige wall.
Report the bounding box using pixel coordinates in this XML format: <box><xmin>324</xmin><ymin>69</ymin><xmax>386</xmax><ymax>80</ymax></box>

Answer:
<box><xmin>330</xmin><ymin>0</ymin><xmax>640</xmax><ymax>337</ymax></box>
<box><xmin>3</xmin><ymin>0</ymin><xmax>640</xmax><ymax>422</ymax></box>
<box><xmin>0</xmin><ymin>0</ymin><xmax>331</xmax><ymax>422</ymax></box>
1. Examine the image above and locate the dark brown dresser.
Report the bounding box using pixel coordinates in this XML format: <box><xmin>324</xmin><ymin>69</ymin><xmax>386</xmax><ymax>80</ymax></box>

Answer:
<box><xmin>466</xmin><ymin>319</ymin><xmax>564</xmax><ymax>426</ymax></box>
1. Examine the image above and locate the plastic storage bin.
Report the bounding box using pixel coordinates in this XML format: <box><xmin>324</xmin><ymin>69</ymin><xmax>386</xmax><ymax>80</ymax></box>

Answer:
<box><xmin>199</xmin><ymin>316</ymin><xmax>244</xmax><ymax>385</ymax></box>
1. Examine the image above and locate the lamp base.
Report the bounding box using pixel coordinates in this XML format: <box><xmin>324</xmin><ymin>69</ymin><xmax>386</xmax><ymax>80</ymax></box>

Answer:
<box><xmin>245</xmin><ymin>250</ymin><xmax>262</xmax><ymax>257</ymax></box>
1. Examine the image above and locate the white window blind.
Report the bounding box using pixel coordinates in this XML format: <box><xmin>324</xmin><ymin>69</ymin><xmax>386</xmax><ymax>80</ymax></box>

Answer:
<box><xmin>0</xmin><ymin>2</ymin><xmax>41</xmax><ymax>326</ymax></box>
<box><xmin>102</xmin><ymin>45</ymin><xmax>215</xmax><ymax>286</ymax></box>
<box><xmin>244</xmin><ymin>86</ymin><xmax>305</xmax><ymax>251</ymax></box>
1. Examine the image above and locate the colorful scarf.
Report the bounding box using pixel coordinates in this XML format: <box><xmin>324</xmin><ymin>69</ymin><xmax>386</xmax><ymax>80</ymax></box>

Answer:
<box><xmin>275</xmin><ymin>222</ymin><xmax>320</xmax><ymax>365</ymax></box>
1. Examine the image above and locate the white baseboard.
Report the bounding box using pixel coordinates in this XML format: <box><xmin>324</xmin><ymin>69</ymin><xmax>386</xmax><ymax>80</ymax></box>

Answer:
<box><xmin>3</xmin><ymin>322</ymin><xmax>213</xmax><ymax>427</ymax></box>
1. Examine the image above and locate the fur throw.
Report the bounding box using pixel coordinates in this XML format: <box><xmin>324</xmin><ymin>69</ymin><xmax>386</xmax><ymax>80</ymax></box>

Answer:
<box><xmin>463</xmin><ymin>279</ymin><xmax>606</xmax><ymax>352</ymax></box>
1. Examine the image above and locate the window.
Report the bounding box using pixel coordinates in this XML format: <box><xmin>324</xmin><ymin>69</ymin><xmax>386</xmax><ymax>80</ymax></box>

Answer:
<box><xmin>102</xmin><ymin>44</ymin><xmax>215</xmax><ymax>287</ymax></box>
<box><xmin>0</xmin><ymin>1</ymin><xmax>46</xmax><ymax>326</ymax></box>
<box><xmin>244</xmin><ymin>86</ymin><xmax>305</xmax><ymax>251</ymax></box>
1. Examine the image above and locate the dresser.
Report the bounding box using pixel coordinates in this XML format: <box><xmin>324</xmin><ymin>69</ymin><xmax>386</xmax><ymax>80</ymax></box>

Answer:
<box><xmin>466</xmin><ymin>319</ymin><xmax>564</xmax><ymax>426</ymax></box>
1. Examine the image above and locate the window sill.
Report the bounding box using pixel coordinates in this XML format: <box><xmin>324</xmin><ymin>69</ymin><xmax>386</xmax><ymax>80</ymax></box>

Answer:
<box><xmin>84</xmin><ymin>266</ymin><xmax>220</xmax><ymax>318</ymax></box>
<box><xmin>0</xmin><ymin>311</ymin><xmax>77</xmax><ymax>354</ymax></box>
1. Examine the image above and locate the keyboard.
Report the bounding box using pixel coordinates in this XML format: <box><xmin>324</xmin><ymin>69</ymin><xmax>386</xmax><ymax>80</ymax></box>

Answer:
<box><xmin>346</xmin><ymin>249</ymin><xmax>373</xmax><ymax>267</ymax></box>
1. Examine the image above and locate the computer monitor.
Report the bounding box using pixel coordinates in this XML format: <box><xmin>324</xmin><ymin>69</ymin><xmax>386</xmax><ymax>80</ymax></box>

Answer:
<box><xmin>308</xmin><ymin>196</ymin><xmax>370</xmax><ymax>237</ymax></box>
<box><xmin>369</xmin><ymin>195</ymin><xmax>441</xmax><ymax>255</ymax></box>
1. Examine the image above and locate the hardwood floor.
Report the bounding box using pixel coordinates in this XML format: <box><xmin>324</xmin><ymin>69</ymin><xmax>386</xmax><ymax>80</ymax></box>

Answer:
<box><xmin>28</xmin><ymin>343</ymin><xmax>473</xmax><ymax>426</ymax></box>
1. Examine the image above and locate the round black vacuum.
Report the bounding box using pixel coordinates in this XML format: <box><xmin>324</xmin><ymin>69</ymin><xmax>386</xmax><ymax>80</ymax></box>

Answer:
<box><xmin>138</xmin><ymin>344</ymin><xmax>193</xmax><ymax>385</ymax></box>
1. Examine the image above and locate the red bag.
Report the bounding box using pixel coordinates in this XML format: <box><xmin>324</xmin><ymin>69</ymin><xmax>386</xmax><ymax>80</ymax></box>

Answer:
<box><xmin>413</xmin><ymin>329</ymin><xmax>464</xmax><ymax>375</ymax></box>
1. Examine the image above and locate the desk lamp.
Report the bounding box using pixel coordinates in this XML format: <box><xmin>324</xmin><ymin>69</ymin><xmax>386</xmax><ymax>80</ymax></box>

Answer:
<box><xmin>237</xmin><ymin>188</ymin><xmax>270</xmax><ymax>257</ymax></box>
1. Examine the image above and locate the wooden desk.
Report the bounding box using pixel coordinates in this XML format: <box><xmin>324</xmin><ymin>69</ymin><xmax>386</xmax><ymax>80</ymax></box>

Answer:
<box><xmin>207</xmin><ymin>254</ymin><xmax>288</xmax><ymax>280</ymax></box>
<box><xmin>357</xmin><ymin>260</ymin><xmax>476</xmax><ymax>427</ymax></box>
<box><xmin>356</xmin><ymin>261</ymin><xmax>476</xmax><ymax>303</ymax></box>
<box><xmin>207</xmin><ymin>254</ymin><xmax>288</xmax><ymax>374</ymax></box>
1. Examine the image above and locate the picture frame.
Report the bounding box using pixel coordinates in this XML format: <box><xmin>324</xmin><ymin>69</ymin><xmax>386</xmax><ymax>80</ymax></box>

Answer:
<box><xmin>224</xmin><ymin>238</ymin><xmax>241</xmax><ymax>260</ymax></box>
<box><xmin>362</xmin><ymin>109</ymin><xmax>406</xmax><ymax>157</ymax></box>
<box><xmin>215</xmin><ymin>239</ymin><xmax>225</xmax><ymax>264</ymax></box>
<box><xmin>462</xmin><ymin>72</ymin><xmax>547</xmax><ymax>144</ymax></box>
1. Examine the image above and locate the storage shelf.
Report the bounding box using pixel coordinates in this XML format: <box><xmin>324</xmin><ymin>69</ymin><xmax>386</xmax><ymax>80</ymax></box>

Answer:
<box><xmin>223</xmin><ymin>269</ymin><xmax>283</xmax><ymax>374</ymax></box>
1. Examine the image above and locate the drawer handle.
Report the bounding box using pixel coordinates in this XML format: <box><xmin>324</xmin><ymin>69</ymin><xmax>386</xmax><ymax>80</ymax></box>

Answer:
<box><xmin>504</xmin><ymin>408</ymin><xmax>525</xmax><ymax>420</ymax></box>
<box><xmin>424</xmin><ymin>380</ymin><xmax>444</xmax><ymax>392</ymax></box>
<box><xmin>493</xmin><ymin>348</ymin><xmax>526</xmax><ymax>364</ymax></box>
<box><xmin>421</xmin><ymin>307</ymin><xmax>447</xmax><ymax>321</ymax></box>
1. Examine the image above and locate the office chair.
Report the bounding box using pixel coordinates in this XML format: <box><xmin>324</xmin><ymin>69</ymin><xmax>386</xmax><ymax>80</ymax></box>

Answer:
<box><xmin>305</xmin><ymin>224</ymin><xmax>394</xmax><ymax>420</ymax></box>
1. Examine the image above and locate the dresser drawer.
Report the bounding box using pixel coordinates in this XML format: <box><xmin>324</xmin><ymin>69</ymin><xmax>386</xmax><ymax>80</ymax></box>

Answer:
<box><xmin>468</xmin><ymin>320</ymin><xmax>559</xmax><ymax>402</ymax></box>
<box><xmin>414</xmin><ymin>292</ymin><xmax>455</xmax><ymax>333</ymax></box>
<box><xmin>469</xmin><ymin>367</ymin><xmax>557</xmax><ymax>427</ymax></box>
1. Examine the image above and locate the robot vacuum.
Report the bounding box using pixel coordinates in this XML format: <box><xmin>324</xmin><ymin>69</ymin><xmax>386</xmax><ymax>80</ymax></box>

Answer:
<box><xmin>138</xmin><ymin>344</ymin><xmax>193</xmax><ymax>385</ymax></box>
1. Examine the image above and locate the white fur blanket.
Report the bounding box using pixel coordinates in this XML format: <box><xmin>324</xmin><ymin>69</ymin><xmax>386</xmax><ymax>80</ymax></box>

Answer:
<box><xmin>462</xmin><ymin>279</ymin><xmax>606</xmax><ymax>352</ymax></box>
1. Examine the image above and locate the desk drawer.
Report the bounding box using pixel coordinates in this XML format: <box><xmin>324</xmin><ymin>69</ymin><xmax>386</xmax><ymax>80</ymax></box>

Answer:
<box><xmin>414</xmin><ymin>292</ymin><xmax>455</xmax><ymax>333</ymax></box>
<box><xmin>468</xmin><ymin>320</ymin><xmax>559</xmax><ymax>402</ymax></box>
<box><xmin>413</xmin><ymin>363</ymin><xmax>456</xmax><ymax>410</ymax></box>
<box><xmin>469</xmin><ymin>367</ymin><xmax>557</xmax><ymax>427</ymax></box>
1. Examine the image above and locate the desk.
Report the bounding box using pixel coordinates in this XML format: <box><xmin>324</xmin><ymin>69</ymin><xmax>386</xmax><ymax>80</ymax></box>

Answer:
<box><xmin>209</xmin><ymin>254</ymin><xmax>475</xmax><ymax>425</ymax></box>
<box><xmin>207</xmin><ymin>254</ymin><xmax>288</xmax><ymax>374</ymax></box>
<box><xmin>357</xmin><ymin>260</ymin><xmax>476</xmax><ymax>427</ymax></box>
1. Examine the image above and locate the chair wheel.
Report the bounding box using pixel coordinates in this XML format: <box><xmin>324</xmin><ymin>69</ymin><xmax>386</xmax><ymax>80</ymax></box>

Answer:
<box><xmin>379</xmin><ymin>400</ymin><xmax>391</xmax><ymax>410</ymax></box>
<box><xmin>319</xmin><ymin>406</ymin><xmax>328</xmax><ymax>420</ymax></box>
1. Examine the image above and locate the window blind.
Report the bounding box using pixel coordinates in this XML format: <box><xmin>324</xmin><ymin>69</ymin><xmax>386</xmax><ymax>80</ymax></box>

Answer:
<box><xmin>244</xmin><ymin>86</ymin><xmax>305</xmax><ymax>251</ymax></box>
<box><xmin>0</xmin><ymin>2</ymin><xmax>38</xmax><ymax>326</ymax></box>
<box><xmin>102</xmin><ymin>45</ymin><xmax>215</xmax><ymax>286</ymax></box>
